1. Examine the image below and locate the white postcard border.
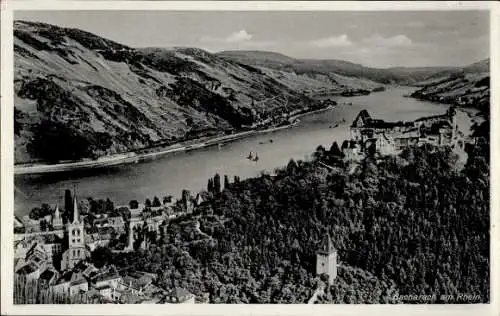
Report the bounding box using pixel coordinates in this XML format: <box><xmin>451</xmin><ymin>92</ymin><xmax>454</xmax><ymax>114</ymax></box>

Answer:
<box><xmin>1</xmin><ymin>1</ymin><xmax>498</xmax><ymax>315</ymax></box>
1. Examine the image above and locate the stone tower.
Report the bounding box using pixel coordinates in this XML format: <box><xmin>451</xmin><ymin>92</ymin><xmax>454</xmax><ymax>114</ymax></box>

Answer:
<box><xmin>126</xmin><ymin>222</ymin><xmax>134</xmax><ymax>251</ymax></box>
<box><xmin>66</xmin><ymin>195</ymin><xmax>84</xmax><ymax>249</ymax></box>
<box><xmin>316</xmin><ymin>233</ymin><xmax>337</xmax><ymax>285</ymax></box>
<box><xmin>125</xmin><ymin>217</ymin><xmax>142</xmax><ymax>251</ymax></box>
<box><xmin>447</xmin><ymin>106</ymin><xmax>458</xmax><ymax>139</ymax></box>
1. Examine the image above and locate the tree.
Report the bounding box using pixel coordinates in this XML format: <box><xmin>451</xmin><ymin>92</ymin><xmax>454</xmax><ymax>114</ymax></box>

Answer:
<box><xmin>27</xmin><ymin>119</ymin><xmax>95</xmax><ymax>162</ymax></box>
<box><xmin>329</xmin><ymin>141</ymin><xmax>342</xmax><ymax>157</ymax></box>
<box><xmin>153</xmin><ymin>196</ymin><xmax>162</xmax><ymax>207</ymax></box>
<box><xmin>208</xmin><ymin>178</ymin><xmax>214</xmax><ymax>193</ymax></box>
<box><xmin>105</xmin><ymin>198</ymin><xmax>114</xmax><ymax>213</ymax></box>
<box><xmin>224</xmin><ymin>175</ymin><xmax>230</xmax><ymax>190</ymax></box>
<box><xmin>313</xmin><ymin>145</ymin><xmax>326</xmax><ymax>161</ymax></box>
<box><xmin>129</xmin><ymin>200</ymin><xmax>139</xmax><ymax>210</ymax></box>
<box><xmin>163</xmin><ymin>195</ymin><xmax>173</xmax><ymax>205</ymax></box>
<box><xmin>214</xmin><ymin>174</ymin><xmax>221</xmax><ymax>194</ymax></box>
<box><xmin>287</xmin><ymin>159</ymin><xmax>298</xmax><ymax>174</ymax></box>
<box><xmin>145</xmin><ymin>198</ymin><xmax>152</xmax><ymax>208</ymax></box>
<box><xmin>182</xmin><ymin>190</ymin><xmax>191</xmax><ymax>203</ymax></box>
<box><xmin>65</xmin><ymin>189</ymin><xmax>73</xmax><ymax>218</ymax></box>
<box><xmin>29</xmin><ymin>207</ymin><xmax>41</xmax><ymax>220</ymax></box>
<box><xmin>91</xmin><ymin>246</ymin><xmax>114</xmax><ymax>268</ymax></box>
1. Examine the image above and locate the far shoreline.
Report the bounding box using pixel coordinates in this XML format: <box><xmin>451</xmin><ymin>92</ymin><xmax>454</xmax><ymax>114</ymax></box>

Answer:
<box><xmin>14</xmin><ymin>105</ymin><xmax>336</xmax><ymax>176</ymax></box>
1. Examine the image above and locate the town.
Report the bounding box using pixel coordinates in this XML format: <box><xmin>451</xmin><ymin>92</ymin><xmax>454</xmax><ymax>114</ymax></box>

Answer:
<box><xmin>12</xmin><ymin>106</ymin><xmax>474</xmax><ymax>304</ymax></box>
<box><xmin>14</xmin><ymin>189</ymin><xmax>205</xmax><ymax>304</ymax></box>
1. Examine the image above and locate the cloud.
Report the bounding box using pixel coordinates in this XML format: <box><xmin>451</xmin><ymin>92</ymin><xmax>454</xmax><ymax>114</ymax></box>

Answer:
<box><xmin>308</xmin><ymin>34</ymin><xmax>352</xmax><ymax>48</ymax></box>
<box><xmin>363</xmin><ymin>34</ymin><xmax>413</xmax><ymax>47</ymax></box>
<box><xmin>200</xmin><ymin>29</ymin><xmax>253</xmax><ymax>44</ymax></box>
<box><xmin>225</xmin><ymin>30</ymin><xmax>252</xmax><ymax>43</ymax></box>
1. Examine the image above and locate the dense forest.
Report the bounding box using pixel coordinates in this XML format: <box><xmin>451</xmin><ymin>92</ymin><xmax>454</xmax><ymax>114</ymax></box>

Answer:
<box><xmin>89</xmin><ymin>124</ymin><xmax>489</xmax><ymax>304</ymax></box>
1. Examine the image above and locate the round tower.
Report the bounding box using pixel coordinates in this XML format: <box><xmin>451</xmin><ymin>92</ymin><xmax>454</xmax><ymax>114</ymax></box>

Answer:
<box><xmin>316</xmin><ymin>233</ymin><xmax>338</xmax><ymax>285</ymax></box>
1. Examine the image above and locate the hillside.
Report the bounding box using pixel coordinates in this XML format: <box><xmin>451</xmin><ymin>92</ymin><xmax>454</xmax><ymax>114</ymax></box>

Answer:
<box><xmin>217</xmin><ymin>50</ymin><xmax>459</xmax><ymax>85</ymax></box>
<box><xmin>14</xmin><ymin>21</ymin><xmax>350</xmax><ymax>164</ymax></box>
<box><xmin>87</xmin><ymin>142</ymin><xmax>489</xmax><ymax>303</ymax></box>
<box><xmin>410</xmin><ymin>59</ymin><xmax>490</xmax><ymax>112</ymax></box>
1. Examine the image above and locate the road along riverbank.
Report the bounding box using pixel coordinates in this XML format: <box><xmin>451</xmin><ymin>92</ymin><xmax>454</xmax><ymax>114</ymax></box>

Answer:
<box><xmin>14</xmin><ymin>106</ymin><xmax>332</xmax><ymax>175</ymax></box>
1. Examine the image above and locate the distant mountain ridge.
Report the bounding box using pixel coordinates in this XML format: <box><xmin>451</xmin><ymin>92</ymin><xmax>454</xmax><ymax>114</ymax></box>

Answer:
<box><xmin>217</xmin><ymin>50</ymin><xmax>488</xmax><ymax>85</ymax></box>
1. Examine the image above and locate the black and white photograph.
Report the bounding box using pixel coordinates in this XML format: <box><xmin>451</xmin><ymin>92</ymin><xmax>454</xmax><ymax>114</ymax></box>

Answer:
<box><xmin>1</xmin><ymin>1</ymin><xmax>495</xmax><ymax>312</ymax></box>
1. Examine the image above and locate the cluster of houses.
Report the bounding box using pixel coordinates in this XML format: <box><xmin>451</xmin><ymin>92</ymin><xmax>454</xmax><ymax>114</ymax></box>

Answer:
<box><xmin>341</xmin><ymin>106</ymin><xmax>465</xmax><ymax>161</ymax></box>
<box><xmin>13</xmin><ymin>191</ymin><xmax>207</xmax><ymax>304</ymax></box>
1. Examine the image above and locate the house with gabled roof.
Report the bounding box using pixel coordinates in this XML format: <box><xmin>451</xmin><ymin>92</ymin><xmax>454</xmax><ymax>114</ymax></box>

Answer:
<box><xmin>162</xmin><ymin>287</ymin><xmax>195</xmax><ymax>304</ymax></box>
<box><xmin>39</xmin><ymin>268</ymin><xmax>60</xmax><ymax>289</ymax></box>
<box><xmin>90</xmin><ymin>265</ymin><xmax>122</xmax><ymax>291</ymax></box>
<box><xmin>53</xmin><ymin>270</ymin><xmax>89</xmax><ymax>297</ymax></box>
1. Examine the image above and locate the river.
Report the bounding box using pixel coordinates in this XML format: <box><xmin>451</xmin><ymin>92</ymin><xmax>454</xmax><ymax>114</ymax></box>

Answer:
<box><xmin>14</xmin><ymin>87</ymin><xmax>475</xmax><ymax>216</ymax></box>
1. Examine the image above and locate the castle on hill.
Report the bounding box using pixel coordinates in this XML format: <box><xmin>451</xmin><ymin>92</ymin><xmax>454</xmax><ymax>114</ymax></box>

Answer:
<box><xmin>342</xmin><ymin>106</ymin><xmax>460</xmax><ymax>160</ymax></box>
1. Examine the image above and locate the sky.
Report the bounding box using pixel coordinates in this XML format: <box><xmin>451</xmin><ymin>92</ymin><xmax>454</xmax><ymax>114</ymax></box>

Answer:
<box><xmin>15</xmin><ymin>10</ymin><xmax>490</xmax><ymax>68</ymax></box>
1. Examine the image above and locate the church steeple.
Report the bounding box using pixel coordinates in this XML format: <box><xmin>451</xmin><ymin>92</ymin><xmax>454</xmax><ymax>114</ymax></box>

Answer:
<box><xmin>72</xmin><ymin>191</ymin><xmax>80</xmax><ymax>224</ymax></box>
<box><xmin>62</xmin><ymin>187</ymin><xmax>88</xmax><ymax>271</ymax></box>
<box><xmin>52</xmin><ymin>204</ymin><xmax>63</xmax><ymax>230</ymax></box>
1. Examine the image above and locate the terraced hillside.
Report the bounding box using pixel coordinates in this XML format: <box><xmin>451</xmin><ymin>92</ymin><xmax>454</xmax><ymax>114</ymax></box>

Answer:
<box><xmin>14</xmin><ymin>21</ymin><xmax>363</xmax><ymax>164</ymax></box>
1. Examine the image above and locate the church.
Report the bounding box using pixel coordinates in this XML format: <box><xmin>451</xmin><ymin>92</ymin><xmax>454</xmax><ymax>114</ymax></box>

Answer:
<box><xmin>61</xmin><ymin>195</ymin><xmax>91</xmax><ymax>271</ymax></box>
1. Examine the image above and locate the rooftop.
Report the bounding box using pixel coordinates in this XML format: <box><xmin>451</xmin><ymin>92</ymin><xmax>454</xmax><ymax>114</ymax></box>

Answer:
<box><xmin>119</xmin><ymin>292</ymin><xmax>144</xmax><ymax>304</ymax></box>
<box><xmin>121</xmin><ymin>276</ymin><xmax>151</xmax><ymax>290</ymax></box>
<box><xmin>352</xmin><ymin>109</ymin><xmax>452</xmax><ymax>131</ymax></box>
<box><xmin>41</xmin><ymin>234</ymin><xmax>61</xmax><ymax>244</ymax></box>
<box><xmin>93</xmin><ymin>272</ymin><xmax>121</xmax><ymax>283</ymax></box>
<box><xmin>39</xmin><ymin>269</ymin><xmax>56</xmax><ymax>281</ymax></box>
<box><xmin>317</xmin><ymin>233</ymin><xmax>336</xmax><ymax>255</ymax></box>
<box><xmin>168</xmin><ymin>287</ymin><xmax>192</xmax><ymax>299</ymax></box>
<box><xmin>16</xmin><ymin>263</ymin><xmax>38</xmax><ymax>275</ymax></box>
<box><xmin>57</xmin><ymin>270</ymin><xmax>85</xmax><ymax>285</ymax></box>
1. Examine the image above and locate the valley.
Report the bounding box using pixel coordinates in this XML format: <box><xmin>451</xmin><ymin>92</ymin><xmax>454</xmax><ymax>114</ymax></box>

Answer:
<box><xmin>10</xmin><ymin>11</ymin><xmax>491</xmax><ymax>306</ymax></box>
<box><xmin>15</xmin><ymin>20</ymin><xmax>488</xmax><ymax>167</ymax></box>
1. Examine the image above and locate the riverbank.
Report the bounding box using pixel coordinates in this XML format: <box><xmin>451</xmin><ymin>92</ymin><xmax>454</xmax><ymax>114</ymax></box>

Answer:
<box><xmin>16</xmin><ymin>87</ymin><xmax>464</xmax><ymax>215</ymax></box>
<box><xmin>14</xmin><ymin>105</ymin><xmax>332</xmax><ymax>175</ymax></box>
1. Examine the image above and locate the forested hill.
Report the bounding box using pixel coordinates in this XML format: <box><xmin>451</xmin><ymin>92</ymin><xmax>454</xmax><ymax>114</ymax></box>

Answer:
<box><xmin>14</xmin><ymin>20</ymin><xmax>381</xmax><ymax>164</ymax></box>
<box><xmin>410</xmin><ymin>59</ymin><xmax>490</xmax><ymax>112</ymax></box>
<box><xmin>217</xmin><ymin>50</ymin><xmax>461</xmax><ymax>85</ymax></box>
<box><xmin>93</xmin><ymin>137</ymin><xmax>489</xmax><ymax>303</ymax></box>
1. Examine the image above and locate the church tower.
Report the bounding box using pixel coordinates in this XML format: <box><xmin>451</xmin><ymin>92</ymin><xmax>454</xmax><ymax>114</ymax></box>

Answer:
<box><xmin>66</xmin><ymin>195</ymin><xmax>84</xmax><ymax>249</ymax></box>
<box><xmin>316</xmin><ymin>233</ymin><xmax>337</xmax><ymax>285</ymax></box>
<box><xmin>61</xmin><ymin>192</ymin><xmax>90</xmax><ymax>271</ymax></box>
<box><xmin>52</xmin><ymin>204</ymin><xmax>63</xmax><ymax>230</ymax></box>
